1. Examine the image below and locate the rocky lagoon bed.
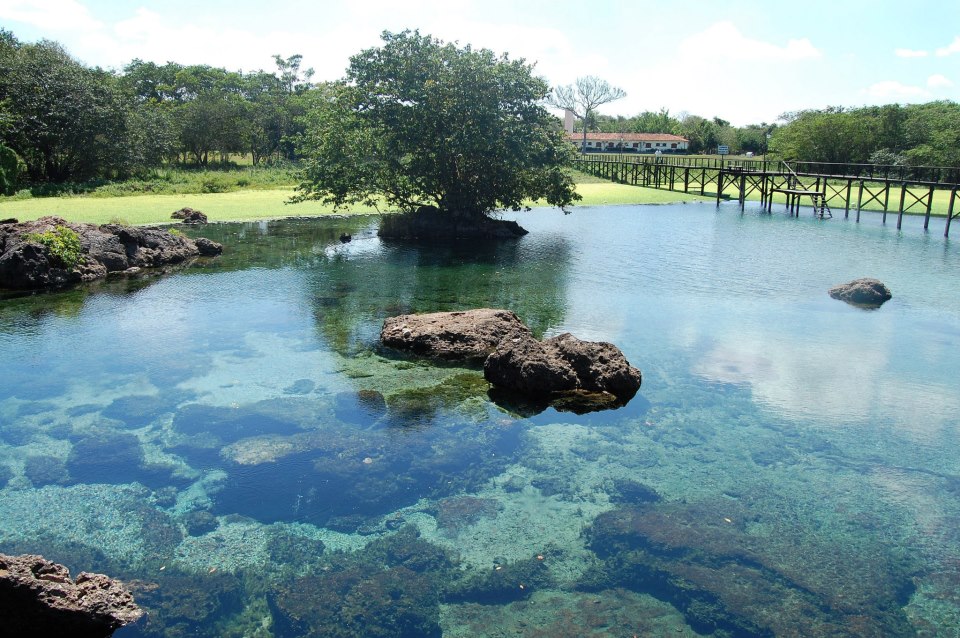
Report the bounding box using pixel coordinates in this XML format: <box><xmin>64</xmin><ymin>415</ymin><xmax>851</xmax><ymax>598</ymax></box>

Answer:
<box><xmin>1</xmin><ymin>202</ymin><xmax>959</xmax><ymax>637</ymax></box>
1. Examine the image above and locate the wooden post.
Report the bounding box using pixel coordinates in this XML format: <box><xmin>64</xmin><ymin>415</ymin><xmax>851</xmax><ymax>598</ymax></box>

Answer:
<box><xmin>945</xmin><ymin>188</ymin><xmax>957</xmax><ymax>238</ymax></box>
<box><xmin>897</xmin><ymin>184</ymin><xmax>907</xmax><ymax>230</ymax></box>
<box><xmin>856</xmin><ymin>180</ymin><xmax>863</xmax><ymax>222</ymax></box>
<box><xmin>924</xmin><ymin>185</ymin><xmax>934</xmax><ymax>230</ymax></box>
<box><xmin>684</xmin><ymin>167</ymin><xmax>690</xmax><ymax>193</ymax></box>
<box><xmin>739</xmin><ymin>173</ymin><xmax>746</xmax><ymax>209</ymax></box>
<box><xmin>844</xmin><ymin>179</ymin><xmax>852</xmax><ymax>218</ymax></box>
<box><xmin>716</xmin><ymin>170</ymin><xmax>724</xmax><ymax>206</ymax></box>
<box><xmin>882</xmin><ymin>182</ymin><xmax>890</xmax><ymax>213</ymax></box>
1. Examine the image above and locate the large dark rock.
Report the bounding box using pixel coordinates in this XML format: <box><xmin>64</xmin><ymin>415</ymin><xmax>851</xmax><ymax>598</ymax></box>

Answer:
<box><xmin>194</xmin><ymin>237</ymin><xmax>223</xmax><ymax>256</ymax></box>
<box><xmin>170</xmin><ymin>207</ymin><xmax>208</xmax><ymax>224</ymax></box>
<box><xmin>484</xmin><ymin>332</ymin><xmax>642</xmax><ymax>404</ymax></box>
<box><xmin>828</xmin><ymin>278</ymin><xmax>892</xmax><ymax>308</ymax></box>
<box><xmin>0</xmin><ymin>553</ymin><xmax>143</xmax><ymax>638</ymax></box>
<box><xmin>0</xmin><ymin>216</ymin><xmax>220</xmax><ymax>290</ymax></box>
<box><xmin>378</xmin><ymin>206</ymin><xmax>528</xmax><ymax>239</ymax></box>
<box><xmin>381</xmin><ymin>309</ymin><xmax>532</xmax><ymax>363</ymax></box>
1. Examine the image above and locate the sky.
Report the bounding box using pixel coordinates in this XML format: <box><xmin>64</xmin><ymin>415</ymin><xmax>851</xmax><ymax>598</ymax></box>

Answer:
<box><xmin>1</xmin><ymin>0</ymin><xmax>958</xmax><ymax>126</ymax></box>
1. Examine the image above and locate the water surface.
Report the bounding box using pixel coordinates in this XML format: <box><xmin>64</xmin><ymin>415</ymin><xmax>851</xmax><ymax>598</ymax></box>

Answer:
<box><xmin>1</xmin><ymin>203</ymin><xmax>958</xmax><ymax>637</ymax></box>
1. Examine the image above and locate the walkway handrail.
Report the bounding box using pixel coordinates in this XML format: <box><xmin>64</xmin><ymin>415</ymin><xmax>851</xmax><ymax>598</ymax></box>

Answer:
<box><xmin>572</xmin><ymin>154</ymin><xmax>960</xmax><ymax>186</ymax></box>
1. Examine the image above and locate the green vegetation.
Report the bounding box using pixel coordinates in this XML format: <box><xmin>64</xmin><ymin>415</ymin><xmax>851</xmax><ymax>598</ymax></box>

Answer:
<box><xmin>0</xmin><ymin>181</ymin><xmax>704</xmax><ymax>226</ymax></box>
<box><xmin>0</xmin><ymin>144</ymin><xmax>23</xmax><ymax>195</ymax></box>
<box><xmin>293</xmin><ymin>30</ymin><xmax>578</xmax><ymax>219</ymax></box>
<box><xmin>1</xmin><ymin>165</ymin><xmax>298</xmax><ymax>201</ymax></box>
<box><xmin>0</xmin><ymin>189</ymin><xmax>367</xmax><ymax>225</ymax></box>
<box><xmin>770</xmin><ymin>102</ymin><xmax>960</xmax><ymax>165</ymax></box>
<box><xmin>0</xmin><ymin>27</ymin><xmax>313</xmax><ymax>187</ymax></box>
<box><xmin>23</xmin><ymin>225</ymin><xmax>82</xmax><ymax>268</ymax></box>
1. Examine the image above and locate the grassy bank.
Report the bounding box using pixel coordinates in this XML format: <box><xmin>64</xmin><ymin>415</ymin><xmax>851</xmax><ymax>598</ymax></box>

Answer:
<box><xmin>0</xmin><ymin>181</ymin><xmax>709</xmax><ymax>226</ymax></box>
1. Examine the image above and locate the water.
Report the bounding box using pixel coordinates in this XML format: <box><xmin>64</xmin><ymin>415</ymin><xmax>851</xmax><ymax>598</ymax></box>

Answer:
<box><xmin>1</xmin><ymin>203</ymin><xmax>959</xmax><ymax>637</ymax></box>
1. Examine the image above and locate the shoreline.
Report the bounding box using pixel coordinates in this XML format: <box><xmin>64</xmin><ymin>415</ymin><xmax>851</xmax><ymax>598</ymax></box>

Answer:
<box><xmin>0</xmin><ymin>184</ymin><xmax>710</xmax><ymax>226</ymax></box>
<box><xmin>1</xmin><ymin>182</ymin><xmax>948</xmax><ymax>227</ymax></box>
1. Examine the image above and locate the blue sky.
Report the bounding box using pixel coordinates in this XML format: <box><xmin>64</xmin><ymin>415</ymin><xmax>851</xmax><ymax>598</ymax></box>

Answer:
<box><xmin>2</xmin><ymin>0</ymin><xmax>958</xmax><ymax>125</ymax></box>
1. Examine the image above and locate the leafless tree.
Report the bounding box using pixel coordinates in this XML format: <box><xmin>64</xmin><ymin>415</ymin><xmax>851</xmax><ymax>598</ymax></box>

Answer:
<box><xmin>548</xmin><ymin>76</ymin><xmax>627</xmax><ymax>153</ymax></box>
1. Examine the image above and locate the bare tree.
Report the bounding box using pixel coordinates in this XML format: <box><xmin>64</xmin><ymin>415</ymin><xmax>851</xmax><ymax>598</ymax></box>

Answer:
<box><xmin>549</xmin><ymin>76</ymin><xmax>626</xmax><ymax>153</ymax></box>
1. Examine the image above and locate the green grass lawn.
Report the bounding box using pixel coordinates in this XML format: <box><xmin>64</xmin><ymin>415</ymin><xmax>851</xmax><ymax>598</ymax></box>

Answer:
<box><xmin>1</xmin><ymin>181</ymin><xmax>710</xmax><ymax>226</ymax></box>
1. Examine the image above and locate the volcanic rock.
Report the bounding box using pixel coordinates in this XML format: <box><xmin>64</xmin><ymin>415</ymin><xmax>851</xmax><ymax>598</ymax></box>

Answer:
<box><xmin>828</xmin><ymin>278</ymin><xmax>892</xmax><ymax>308</ymax></box>
<box><xmin>0</xmin><ymin>216</ymin><xmax>220</xmax><ymax>290</ymax></box>
<box><xmin>0</xmin><ymin>553</ymin><xmax>143</xmax><ymax>638</ymax></box>
<box><xmin>484</xmin><ymin>332</ymin><xmax>642</xmax><ymax>404</ymax></box>
<box><xmin>194</xmin><ymin>237</ymin><xmax>223</xmax><ymax>256</ymax></box>
<box><xmin>171</xmin><ymin>207</ymin><xmax>208</xmax><ymax>224</ymax></box>
<box><xmin>381</xmin><ymin>309</ymin><xmax>532</xmax><ymax>363</ymax></box>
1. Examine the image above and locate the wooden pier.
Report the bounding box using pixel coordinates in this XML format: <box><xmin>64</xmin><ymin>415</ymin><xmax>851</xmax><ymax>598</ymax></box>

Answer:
<box><xmin>572</xmin><ymin>156</ymin><xmax>960</xmax><ymax>237</ymax></box>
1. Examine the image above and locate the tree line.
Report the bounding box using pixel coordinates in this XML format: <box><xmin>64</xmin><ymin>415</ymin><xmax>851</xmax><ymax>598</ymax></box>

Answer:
<box><xmin>769</xmin><ymin>102</ymin><xmax>960</xmax><ymax>167</ymax></box>
<box><xmin>0</xmin><ymin>28</ymin><xmax>314</xmax><ymax>191</ymax></box>
<box><xmin>2</xmin><ymin>26</ymin><xmax>958</xmax><ymax>198</ymax></box>
<box><xmin>578</xmin><ymin>101</ymin><xmax>960</xmax><ymax>168</ymax></box>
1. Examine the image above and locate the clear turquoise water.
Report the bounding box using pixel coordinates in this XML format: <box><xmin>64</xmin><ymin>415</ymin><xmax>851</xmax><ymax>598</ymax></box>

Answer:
<box><xmin>1</xmin><ymin>203</ymin><xmax>959</xmax><ymax>637</ymax></box>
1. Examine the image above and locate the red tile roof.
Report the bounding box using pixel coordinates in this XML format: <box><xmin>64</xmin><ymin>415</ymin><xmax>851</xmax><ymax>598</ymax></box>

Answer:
<box><xmin>566</xmin><ymin>132</ymin><xmax>689</xmax><ymax>142</ymax></box>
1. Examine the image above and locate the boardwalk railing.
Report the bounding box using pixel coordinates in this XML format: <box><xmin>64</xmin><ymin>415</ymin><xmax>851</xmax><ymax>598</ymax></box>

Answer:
<box><xmin>571</xmin><ymin>156</ymin><xmax>960</xmax><ymax>236</ymax></box>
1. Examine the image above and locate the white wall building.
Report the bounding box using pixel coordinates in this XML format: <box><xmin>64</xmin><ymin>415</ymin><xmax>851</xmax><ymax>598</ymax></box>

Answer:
<box><xmin>566</xmin><ymin>132</ymin><xmax>690</xmax><ymax>153</ymax></box>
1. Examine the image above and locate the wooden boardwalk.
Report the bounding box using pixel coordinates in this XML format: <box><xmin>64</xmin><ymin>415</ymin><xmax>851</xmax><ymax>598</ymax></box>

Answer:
<box><xmin>572</xmin><ymin>156</ymin><xmax>960</xmax><ymax>237</ymax></box>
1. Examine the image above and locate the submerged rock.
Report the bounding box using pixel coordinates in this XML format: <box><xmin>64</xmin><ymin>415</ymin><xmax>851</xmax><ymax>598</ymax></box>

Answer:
<box><xmin>0</xmin><ymin>216</ymin><xmax>222</xmax><ymax>290</ymax></box>
<box><xmin>828</xmin><ymin>278</ymin><xmax>892</xmax><ymax>308</ymax></box>
<box><xmin>381</xmin><ymin>308</ymin><xmax>531</xmax><ymax>363</ymax></box>
<box><xmin>0</xmin><ymin>553</ymin><xmax>143</xmax><ymax>638</ymax></box>
<box><xmin>581</xmin><ymin>501</ymin><xmax>918</xmax><ymax>636</ymax></box>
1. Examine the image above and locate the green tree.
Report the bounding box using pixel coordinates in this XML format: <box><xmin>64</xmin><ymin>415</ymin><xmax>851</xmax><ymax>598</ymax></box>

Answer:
<box><xmin>0</xmin><ymin>143</ymin><xmax>23</xmax><ymax>195</ymax></box>
<box><xmin>293</xmin><ymin>30</ymin><xmax>578</xmax><ymax>221</ymax></box>
<box><xmin>0</xmin><ymin>38</ymin><xmax>131</xmax><ymax>182</ymax></box>
<box><xmin>678</xmin><ymin>114</ymin><xmax>719</xmax><ymax>154</ymax></box>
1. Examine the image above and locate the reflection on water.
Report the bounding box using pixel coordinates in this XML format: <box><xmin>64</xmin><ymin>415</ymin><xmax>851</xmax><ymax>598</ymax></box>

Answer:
<box><xmin>1</xmin><ymin>203</ymin><xmax>959</xmax><ymax>636</ymax></box>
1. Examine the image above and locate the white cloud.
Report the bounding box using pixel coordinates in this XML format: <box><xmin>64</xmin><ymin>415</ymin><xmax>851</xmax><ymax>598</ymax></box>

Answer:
<box><xmin>928</xmin><ymin>74</ymin><xmax>954</xmax><ymax>88</ymax></box>
<box><xmin>935</xmin><ymin>35</ymin><xmax>960</xmax><ymax>56</ymax></box>
<box><xmin>74</xmin><ymin>7</ymin><xmax>376</xmax><ymax>78</ymax></box>
<box><xmin>0</xmin><ymin>0</ymin><xmax>102</xmax><ymax>31</ymax></box>
<box><xmin>895</xmin><ymin>48</ymin><xmax>928</xmax><ymax>58</ymax></box>
<box><xmin>678</xmin><ymin>21</ymin><xmax>821</xmax><ymax>62</ymax></box>
<box><xmin>864</xmin><ymin>80</ymin><xmax>930</xmax><ymax>100</ymax></box>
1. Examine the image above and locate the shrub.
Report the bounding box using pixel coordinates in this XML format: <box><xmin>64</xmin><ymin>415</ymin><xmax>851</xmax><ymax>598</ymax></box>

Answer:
<box><xmin>200</xmin><ymin>176</ymin><xmax>232</xmax><ymax>193</ymax></box>
<box><xmin>24</xmin><ymin>225</ymin><xmax>83</xmax><ymax>269</ymax></box>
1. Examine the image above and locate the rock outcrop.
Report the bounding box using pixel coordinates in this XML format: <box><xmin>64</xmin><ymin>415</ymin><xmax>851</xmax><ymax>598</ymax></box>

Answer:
<box><xmin>194</xmin><ymin>237</ymin><xmax>223</xmax><ymax>256</ymax></box>
<box><xmin>0</xmin><ymin>216</ymin><xmax>223</xmax><ymax>290</ymax></box>
<box><xmin>381</xmin><ymin>309</ymin><xmax>532</xmax><ymax>363</ymax></box>
<box><xmin>0</xmin><ymin>553</ymin><xmax>143</xmax><ymax>638</ymax></box>
<box><xmin>378</xmin><ymin>206</ymin><xmax>528</xmax><ymax>239</ymax></box>
<box><xmin>828</xmin><ymin>278</ymin><xmax>892</xmax><ymax>308</ymax></box>
<box><xmin>484</xmin><ymin>332</ymin><xmax>642</xmax><ymax>404</ymax></box>
<box><xmin>171</xmin><ymin>207</ymin><xmax>208</xmax><ymax>224</ymax></box>
<box><xmin>380</xmin><ymin>309</ymin><xmax>642</xmax><ymax>413</ymax></box>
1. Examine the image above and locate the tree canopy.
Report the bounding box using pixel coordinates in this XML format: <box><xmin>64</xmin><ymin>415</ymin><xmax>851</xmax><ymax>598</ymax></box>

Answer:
<box><xmin>292</xmin><ymin>30</ymin><xmax>579</xmax><ymax>218</ymax></box>
<box><xmin>770</xmin><ymin>102</ymin><xmax>960</xmax><ymax>166</ymax></box>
